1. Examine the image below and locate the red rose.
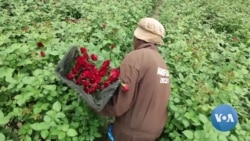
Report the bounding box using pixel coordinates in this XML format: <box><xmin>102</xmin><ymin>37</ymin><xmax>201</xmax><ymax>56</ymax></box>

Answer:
<box><xmin>91</xmin><ymin>54</ymin><xmax>98</xmax><ymax>61</ymax></box>
<box><xmin>107</xmin><ymin>68</ymin><xmax>119</xmax><ymax>82</ymax></box>
<box><xmin>98</xmin><ymin>69</ymin><xmax>107</xmax><ymax>77</ymax></box>
<box><xmin>110</xmin><ymin>68</ymin><xmax>120</xmax><ymax>78</ymax></box>
<box><xmin>72</xmin><ymin>65</ymin><xmax>80</xmax><ymax>74</ymax></box>
<box><xmin>99</xmin><ymin>60</ymin><xmax>110</xmax><ymax>75</ymax></box>
<box><xmin>108</xmin><ymin>76</ymin><xmax>117</xmax><ymax>82</ymax></box>
<box><xmin>100</xmin><ymin>85</ymin><xmax>105</xmax><ymax>90</ymax></box>
<box><xmin>76</xmin><ymin>56</ymin><xmax>85</xmax><ymax>66</ymax></box>
<box><xmin>102</xmin><ymin>60</ymin><xmax>110</xmax><ymax>68</ymax></box>
<box><xmin>83</xmin><ymin>80</ymin><xmax>90</xmax><ymax>88</ymax></box>
<box><xmin>233</xmin><ymin>37</ymin><xmax>238</xmax><ymax>42</ymax></box>
<box><xmin>95</xmin><ymin>75</ymin><xmax>101</xmax><ymax>83</ymax></box>
<box><xmin>86</xmin><ymin>63</ymin><xmax>95</xmax><ymax>70</ymax></box>
<box><xmin>88</xmin><ymin>88</ymin><xmax>96</xmax><ymax>94</ymax></box>
<box><xmin>70</xmin><ymin>19</ymin><xmax>77</xmax><ymax>23</ymax></box>
<box><xmin>110</xmin><ymin>44</ymin><xmax>115</xmax><ymax>49</ymax></box>
<box><xmin>80</xmin><ymin>47</ymin><xmax>87</xmax><ymax>55</ymax></box>
<box><xmin>67</xmin><ymin>72</ymin><xmax>75</xmax><ymax>80</ymax></box>
<box><xmin>23</xmin><ymin>26</ymin><xmax>28</xmax><ymax>32</ymax></box>
<box><xmin>90</xmin><ymin>78</ymin><xmax>96</xmax><ymax>83</ymax></box>
<box><xmin>40</xmin><ymin>51</ymin><xmax>45</xmax><ymax>57</ymax></box>
<box><xmin>102</xmin><ymin>24</ymin><xmax>106</xmax><ymax>29</ymax></box>
<box><xmin>79</xmin><ymin>47</ymin><xmax>89</xmax><ymax>60</ymax></box>
<box><xmin>66</xmin><ymin>47</ymin><xmax>120</xmax><ymax>95</ymax></box>
<box><xmin>121</xmin><ymin>83</ymin><xmax>129</xmax><ymax>92</ymax></box>
<box><xmin>92</xmin><ymin>67</ymin><xmax>99</xmax><ymax>75</ymax></box>
<box><xmin>100</xmin><ymin>66</ymin><xmax>108</xmax><ymax>72</ymax></box>
<box><xmin>81</xmin><ymin>70</ymin><xmax>93</xmax><ymax>79</ymax></box>
<box><xmin>82</xmin><ymin>55</ymin><xmax>88</xmax><ymax>61</ymax></box>
<box><xmin>83</xmin><ymin>87</ymin><xmax>90</xmax><ymax>93</ymax></box>
<box><xmin>103</xmin><ymin>81</ymin><xmax>111</xmax><ymax>88</ymax></box>
<box><xmin>92</xmin><ymin>83</ymin><xmax>99</xmax><ymax>90</ymax></box>
<box><xmin>37</xmin><ymin>42</ymin><xmax>44</xmax><ymax>48</ymax></box>
<box><xmin>77</xmin><ymin>57</ymin><xmax>90</xmax><ymax>68</ymax></box>
<box><xmin>76</xmin><ymin>78</ymin><xmax>82</xmax><ymax>85</ymax></box>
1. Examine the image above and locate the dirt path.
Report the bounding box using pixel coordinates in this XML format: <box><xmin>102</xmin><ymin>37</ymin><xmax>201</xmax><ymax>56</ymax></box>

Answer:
<box><xmin>150</xmin><ymin>0</ymin><xmax>163</xmax><ymax>20</ymax></box>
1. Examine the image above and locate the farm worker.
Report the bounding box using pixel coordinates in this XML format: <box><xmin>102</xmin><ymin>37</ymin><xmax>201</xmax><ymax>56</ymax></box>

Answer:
<box><xmin>97</xmin><ymin>17</ymin><xmax>171</xmax><ymax>141</ymax></box>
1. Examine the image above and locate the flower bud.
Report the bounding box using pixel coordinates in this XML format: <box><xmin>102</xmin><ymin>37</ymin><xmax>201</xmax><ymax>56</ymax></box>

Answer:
<box><xmin>40</xmin><ymin>51</ymin><xmax>45</xmax><ymax>57</ymax></box>
<box><xmin>121</xmin><ymin>83</ymin><xmax>129</xmax><ymax>92</ymax></box>
<box><xmin>91</xmin><ymin>54</ymin><xmax>98</xmax><ymax>61</ymax></box>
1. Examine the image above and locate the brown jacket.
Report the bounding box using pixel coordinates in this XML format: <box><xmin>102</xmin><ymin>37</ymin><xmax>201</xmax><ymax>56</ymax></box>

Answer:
<box><xmin>98</xmin><ymin>43</ymin><xmax>171</xmax><ymax>141</ymax></box>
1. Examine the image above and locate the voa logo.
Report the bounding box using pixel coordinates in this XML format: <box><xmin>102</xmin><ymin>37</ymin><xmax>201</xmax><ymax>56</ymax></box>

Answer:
<box><xmin>214</xmin><ymin>113</ymin><xmax>235</xmax><ymax>122</ymax></box>
<box><xmin>210</xmin><ymin>104</ymin><xmax>238</xmax><ymax>132</ymax></box>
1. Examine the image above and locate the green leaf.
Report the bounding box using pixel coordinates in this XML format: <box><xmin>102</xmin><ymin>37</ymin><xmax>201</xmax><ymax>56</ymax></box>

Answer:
<box><xmin>41</xmin><ymin>130</ymin><xmax>49</xmax><ymax>139</ymax></box>
<box><xmin>55</xmin><ymin>112</ymin><xmax>66</xmax><ymax>119</ymax></box>
<box><xmin>24</xmin><ymin>135</ymin><xmax>32</xmax><ymax>141</ymax></box>
<box><xmin>88</xmin><ymin>135</ymin><xmax>95</xmax><ymax>141</ymax></box>
<box><xmin>185</xmin><ymin>99</ymin><xmax>192</xmax><ymax>106</ymax></box>
<box><xmin>198</xmin><ymin>114</ymin><xmax>208</xmax><ymax>124</ymax></box>
<box><xmin>40</xmin><ymin>123</ymin><xmax>51</xmax><ymax>130</ymax></box>
<box><xmin>33</xmin><ymin>103</ymin><xmax>49</xmax><ymax>114</ymax></box>
<box><xmin>51</xmin><ymin>128</ymin><xmax>60</xmax><ymax>136</ymax></box>
<box><xmin>14</xmin><ymin>92</ymin><xmax>33</xmax><ymax>106</ymax></box>
<box><xmin>0</xmin><ymin>117</ymin><xmax>9</xmax><ymax>125</ymax></box>
<box><xmin>22</xmin><ymin>76</ymin><xmax>36</xmax><ymax>84</ymax></box>
<box><xmin>49</xmin><ymin>51</ymin><xmax>59</xmax><ymax>56</ymax></box>
<box><xmin>52</xmin><ymin>101</ymin><xmax>61</xmax><ymax>112</ymax></box>
<box><xmin>194</xmin><ymin>130</ymin><xmax>203</xmax><ymax>139</ymax></box>
<box><xmin>174</xmin><ymin>98</ymin><xmax>180</xmax><ymax>103</ymax></box>
<box><xmin>94</xmin><ymin>132</ymin><xmax>101</xmax><ymax>138</ymax></box>
<box><xmin>5</xmin><ymin>75</ymin><xmax>16</xmax><ymax>83</ymax></box>
<box><xmin>0</xmin><ymin>68</ymin><xmax>4</xmax><ymax>78</ymax></box>
<box><xmin>58</xmin><ymin>131</ymin><xmax>66</xmax><ymax>140</ymax></box>
<box><xmin>0</xmin><ymin>133</ymin><xmax>5</xmax><ymax>141</ymax></box>
<box><xmin>5</xmin><ymin>68</ymin><xmax>14</xmax><ymax>77</ymax></box>
<box><xmin>183</xmin><ymin>130</ymin><xmax>193</xmax><ymax>139</ymax></box>
<box><xmin>218</xmin><ymin>135</ymin><xmax>228</xmax><ymax>141</ymax></box>
<box><xmin>61</xmin><ymin>124</ymin><xmax>69</xmax><ymax>132</ymax></box>
<box><xmin>7</xmin><ymin>44</ymin><xmax>21</xmax><ymax>53</ymax></box>
<box><xmin>229</xmin><ymin>135</ymin><xmax>238</xmax><ymax>141</ymax></box>
<box><xmin>43</xmin><ymin>85</ymin><xmax>57</xmax><ymax>91</ymax></box>
<box><xmin>182</xmin><ymin>119</ymin><xmax>190</xmax><ymax>128</ymax></box>
<box><xmin>30</xmin><ymin>123</ymin><xmax>40</xmax><ymax>131</ymax></box>
<box><xmin>67</xmin><ymin>129</ymin><xmax>78</xmax><ymax>137</ymax></box>
<box><xmin>43</xmin><ymin>115</ymin><xmax>52</xmax><ymax>123</ymax></box>
<box><xmin>0</xmin><ymin>110</ymin><xmax>10</xmax><ymax>125</ymax></box>
<box><xmin>30</xmin><ymin>123</ymin><xmax>50</xmax><ymax>131</ymax></box>
<box><xmin>33</xmin><ymin>107</ymin><xmax>42</xmax><ymax>114</ymax></box>
<box><xmin>0</xmin><ymin>110</ymin><xmax>4</xmax><ymax>118</ymax></box>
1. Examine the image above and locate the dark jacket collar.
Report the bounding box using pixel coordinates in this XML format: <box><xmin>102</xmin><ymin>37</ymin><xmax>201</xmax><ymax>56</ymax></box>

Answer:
<box><xmin>136</xmin><ymin>43</ymin><xmax>158</xmax><ymax>52</ymax></box>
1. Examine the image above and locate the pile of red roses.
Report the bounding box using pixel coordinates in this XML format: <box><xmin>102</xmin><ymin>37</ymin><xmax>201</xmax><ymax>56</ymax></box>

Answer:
<box><xmin>66</xmin><ymin>47</ymin><xmax>120</xmax><ymax>95</ymax></box>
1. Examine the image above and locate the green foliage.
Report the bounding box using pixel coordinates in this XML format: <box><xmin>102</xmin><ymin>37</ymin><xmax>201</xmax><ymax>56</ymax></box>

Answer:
<box><xmin>158</xmin><ymin>0</ymin><xmax>250</xmax><ymax>140</ymax></box>
<box><xmin>0</xmin><ymin>0</ymin><xmax>153</xmax><ymax>140</ymax></box>
<box><xmin>0</xmin><ymin>0</ymin><xmax>249</xmax><ymax>140</ymax></box>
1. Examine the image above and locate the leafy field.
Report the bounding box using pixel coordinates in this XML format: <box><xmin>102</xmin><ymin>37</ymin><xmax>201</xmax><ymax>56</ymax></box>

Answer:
<box><xmin>0</xmin><ymin>0</ymin><xmax>249</xmax><ymax>141</ymax></box>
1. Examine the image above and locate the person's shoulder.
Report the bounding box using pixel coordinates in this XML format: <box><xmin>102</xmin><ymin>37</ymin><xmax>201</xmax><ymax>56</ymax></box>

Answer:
<box><xmin>120</xmin><ymin>50</ymin><xmax>144</xmax><ymax>69</ymax></box>
<box><xmin>123</xmin><ymin>49</ymin><xmax>145</xmax><ymax>61</ymax></box>
<box><xmin>126</xmin><ymin>48</ymin><xmax>151</xmax><ymax>57</ymax></box>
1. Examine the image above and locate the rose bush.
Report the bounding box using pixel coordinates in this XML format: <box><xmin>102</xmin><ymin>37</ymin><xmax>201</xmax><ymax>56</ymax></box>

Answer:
<box><xmin>158</xmin><ymin>0</ymin><xmax>250</xmax><ymax>140</ymax></box>
<box><xmin>0</xmin><ymin>0</ymin><xmax>249</xmax><ymax>141</ymax></box>
<box><xmin>0</xmin><ymin>0</ymin><xmax>153</xmax><ymax>140</ymax></box>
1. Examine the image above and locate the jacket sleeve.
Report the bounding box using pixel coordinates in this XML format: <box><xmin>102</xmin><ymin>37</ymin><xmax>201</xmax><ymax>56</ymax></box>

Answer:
<box><xmin>97</xmin><ymin>60</ymin><xmax>139</xmax><ymax>117</ymax></box>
